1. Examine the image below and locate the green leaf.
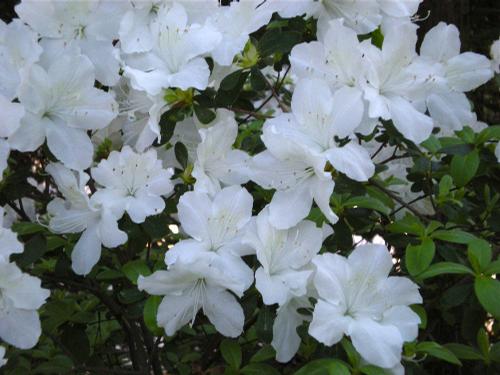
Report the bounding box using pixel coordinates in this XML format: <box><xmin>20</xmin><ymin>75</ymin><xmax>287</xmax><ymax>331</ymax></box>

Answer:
<box><xmin>144</xmin><ymin>296</ymin><xmax>162</xmax><ymax>334</ymax></box>
<box><xmin>490</xmin><ymin>342</ymin><xmax>500</xmax><ymax>363</ymax></box>
<box><xmin>294</xmin><ymin>359</ymin><xmax>350</xmax><ymax>375</ymax></box>
<box><xmin>121</xmin><ymin>260</ymin><xmax>151</xmax><ymax>285</ymax></box>
<box><xmin>14</xmin><ymin>234</ymin><xmax>47</xmax><ymax>267</ymax></box>
<box><xmin>60</xmin><ymin>324</ymin><xmax>90</xmax><ymax>363</ymax></box>
<box><xmin>11</xmin><ymin>221</ymin><xmax>46</xmax><ymax>235</ymax></box>
<box><xmin>250</xmin><ymin>345</ymin><xmax>276</xmax><ymax>363</ymax></box>
<box><xmin>193</xmin><ymin>104</ymin><xmax>216</xmax><ymax>124</ymax></box>
<box><xmin>411</xmin><ymin>305</ymin><xmax>427</xmax><ymax>329</ymax></box>
<box><xmin>219</xmin><ymin>69</ymin><xmax>245</xmax><ymax>91</ymax></box>
<box><xmin>174</xmin><ymin>142</ymin><xmax>189</xmax><ymax>169</ymax></box>
<box><xmin>476</xmin><ymin>125</ymin><xmax>500</xmax><ymax>143</ymax></box>
<box><xmin>418</xmin><ymin>262</ymin><xmax>474</xmax><ymax>279</ymax></box>
<box><xmin>387</xmin><ymin>214</ymin><xmax>425</xmax><ymax>236</ymax></box>
<box><xmin>474</xmin><ymin>276</ymin><xmax>500</xmax><ymax>318</ymax></box>
<box><xmin>417</xmin><ymin>341</ymin><xmax>462</xmax><ymax>365</ymax></box>
<box><xmin>476</xmin><ymin>328</ymin><xmax>490</xmax><ymax>358</ymax></box>
<box><xmin>467</xmin><ymin>239</ymin><xmax>492</xmax><ymax>272</ymax></box>
<box><xmin>258</xmin><ymin>30</ymin><xmax>302</xmax><ymax>57</ymax></box>
<box><xmin>405</xmin><ymin>238</ymin><xmax>435</xmax><ymax>276</ymax></box>
<box><xmin>341</xmin><ymin>338</ymin><xmax>360</xmax><ymax>367</ymax></box>
<box><xmin>431</xmin><ymin>229</ymin><xmax>477</xmax><ymax>244</ymax></box>
<box><xmin>484</xmin><ymin>259</ymin><xmax>500</xmax><ymax>275</ymax></box>
<box><xmin>438</xmin><ymin>175</ymin><xmax>453</xmax><ymax>198</ymax></box>
<box><xmin>450</xmin><ymin>150</ymin><xmax>479</xmax><ymax>187</ymax></box>
<box><xmin>220</xmin><ymin>339</ymin><xmax>242</xmax><ymax>370</ymax></box>
<box><xmin>241</xmin><ymin>363</ymin><xmax>280</xmax><ymax>375</ymax></box>
<box><xmin>360</xmin><ymin>365</ymin><xmax>388</xmax><ymax>375</ymax></box>
<box><xmin>344</xmin><ymin>195</ymin><xmax>391</xmax><ymax>215</ymax></box>
<box><xmin>445</xmin><ymin>343</ymin><xmax>484</xmax><ymax>360</ymax></box>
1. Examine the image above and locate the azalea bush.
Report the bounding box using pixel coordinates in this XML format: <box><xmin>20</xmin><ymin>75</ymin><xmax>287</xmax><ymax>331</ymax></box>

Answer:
<box><xmin>0</xmin><ymin>0</ymin><xmax>500</xmax><ymax>374</ymax></box>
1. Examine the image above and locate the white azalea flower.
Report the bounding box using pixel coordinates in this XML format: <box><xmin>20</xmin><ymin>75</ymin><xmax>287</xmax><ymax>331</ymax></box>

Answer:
<box><xmin>417</xmin><ymin>23</ymin><xmax>494</xmax><ymax>131</ymax></box>
<box><xmin>244</xmin><ymin>206</ymin><xmax>323</xmax><ymax>306</ymax></box>
<box><xmin>491</xmin><ymin>38</ymin><xmax>500</xmax><ymax>74</ymax></box>
<box><xmin>0</xmin><ymin>260</ymin><xmax>50</xmax><ymax>349</ymax></box>
<box><xmin>251</xmin><ymin>78</ymin><xmax>374</xmax><ymax>229</ymax></box>
<box><xmin>138</xmin><ymin>250</ymin><xmax>252</xmax><ymax>338</ymax></box>
<box><xmin>309</xmin><ymin>243</ymin><xmax>422</xmax><ymax>370</ymax></box>
<box><xmin>0</xmin><ymin>95</ymin><xmax>25</xmax><ymax>179</ymax></box>
<box><xmin>361</xmin><ymin>23</ymin><xmax>434</xmax><ymax>144</ymax></box>
<box><xmin>112</xmin><ymin>78</ymin><xmax>165</xmax><ymax>152</ymax></box>
<box><xmin>9</xmin><ymin>53</ymin><xmax>118</xmax><ymax>170</ymax></box>
<box><xmin>46</xmin><ymin>163</ymin><xmax>128</xmax><ymax>275</ymax></box>
<box><xmin>0</xmin><ymin>19</ymin><xmax>42</xmax><ymax>100</ymax></box>
<box><xmin>290</xmin><ymin>19</ymin><xmax>377</xmax><ymax>134</ymax></box>
<box><xmin>0</xmin><ymin>207</ymin><xmax>23</xmax><ymax>261</ymax></box>
<box><xmin>165</xmin><ymin>185</ymin><xmax>254</xmax><ymax>266</ymax></box>
<box><xmin>120</xmin><ymin>0</ymin><xmax>218</xmax><ymax>54</ymax></box>
<box><xmin>16</xmin><ymin>0</ymin><xmax>129</xmax><ymax>86</ymax></box>
<box><xmin>192</xmin><ymin>109</ymin><xmax>250</xmax><ymax>195</ymax></box>
<box><xmin>124</xmin><ymin>3</ymin><xmax>221</xmax><ymax>95</ymax></box>
<box><xmin>0</xmin><ymin>346</ymin><xmax>6</xmax><ymax>368</ymax></box>
<box><xmin>91</xmin><ymin>146</ymin><xmax>174</xmax><ymax>224</ymax></box>
<box><xmin>210</xmin><ymin>0</ymin><xmax>273</xmax><ymax>66</ymax></box>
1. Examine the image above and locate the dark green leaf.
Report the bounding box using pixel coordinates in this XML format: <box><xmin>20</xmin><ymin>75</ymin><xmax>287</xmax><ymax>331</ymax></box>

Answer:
<box><xmin>220</xmin><ymin>339</ymin><xmax>242</xmax><ymax>370</ymax></box>
<box><xmin>258</xmin><ymin>30</ymin><xmax>302</xmax><ymax>57</ymax></box>
<box><xmin>122</xmin><ymin>260</ymin><xmax>151</xmax><ymax>285</ymax></box>
<box><xmin>418</xmin><ymin>262</ymin><xmax>474</xmax><ymax>279</ymax></box>
<box><xmin>294</xmin><ymin>359</ymin><xmax>350</xmax><ymax>375</ymax></box>
<box><xmin>474</xmin><ymin>276</ymin><xmax>500</xmax><ymax>318</ymax></box>
<box><xmin>431</xmin><ymin>230</ymin><xmax>478</xmax><ymax>244</ymax></box>
<box><xmin>405</xmin><ymin>238</ymin><xmax>435</xmax><ymax>276</ymax></box>
<box><xmin>450</xmin><ymin>150</ymin><xmax>479</xmax><ymax>187</ymax></box>
<box><xmin>241</xmin><ymin>363</ymin><xmax>280</xmax><ymax>375</ymax></box>
<box><xmin>467</xmin><ymin>239</ymin><xmax>492</xmax><ymax>272</ymax></box>
<box><xmin>417</xmin><ymin>341</ymin><xmax>462</xmax><ymax>365</ymax></box>
<box><xmin>174</xmin><ymin>142</ymin><xmax>189</xmax><ymax>169</ymax></box>
<box><xmin>445</xmin><ymin>343</ymin><xmax>484</xmax><ymax>360</ymax></box>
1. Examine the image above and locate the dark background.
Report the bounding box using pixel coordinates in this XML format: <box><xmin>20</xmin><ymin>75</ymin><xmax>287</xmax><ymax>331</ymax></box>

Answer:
<box><xmin>1</xmin><ymin>0</ymin><xmax>498</xmax><ymax>122</ymax></box>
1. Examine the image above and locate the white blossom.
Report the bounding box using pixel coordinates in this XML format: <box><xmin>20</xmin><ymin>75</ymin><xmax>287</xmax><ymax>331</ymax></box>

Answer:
<box><xmin>91</xmin><ymin>146</ymin><xmax>174</xmax><ymax>224</ymax></box>
<box><xmin>9</xmin><ymin>53</ymin><xmax>118</xmax><ymax>170</ymax></box>
<box><xmin>0</xmin><ymin>260</ymin><xmax>50</xmax><ymax>349</ymax></box>
<box><xmin>123</xmin><ymin>2</ymin><xmax>221</xmax><ymax>94</ymax></box>
<box><xmin>309</xmin><ymin>243</ymin><xmax>422</xmax><ymax>370</ymax></box>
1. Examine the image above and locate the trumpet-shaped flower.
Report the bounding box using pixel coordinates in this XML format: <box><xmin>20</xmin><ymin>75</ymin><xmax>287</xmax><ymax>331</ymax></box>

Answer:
<box><xmin>9</xmin><ymin>53</ymin><xmax>118</xmax><ymax>170</ymax></box>
<box><xmin>251</xmin><ymin>78</ymin><xmax>374</xmax><ymax>229</ymax></box>
<box><xmin>309</xmin><ymin>243</ymin><xmax>422</xmax><ymax>370</ymax></box>
<box><xmin>244</xmin><ymin>207</ymin><xmax>323</xmax><ymax>306</ymax></box>
<box><xmin>91</xmin><ymin>146</ymin><xmax>174</xmax><ymax>224</ymax></box>
<box><xmin>16</xmin><ymin>0</ymin><xmax>129</xmax><ymax>86</ymax></box>
<box><xmin>165</xmin><ymin>185</ymin><xmax>254</xmax><ymax>266</ymax></box>
<box><xmin>124</xmin><ymin>3</ymin><xmax>221</xmax><ymax>94</ymax></box>
<box><xmin>0</xmin><ymin>19</ymin><xmax>42</xmax><ymax>100</ymax></box>
<box><xmin>47</xmin><ymin>163</ymin><xmax>127</xmax><ymax>275</ymax></box>
<box><xmin>138</xmin><ymin>250</ymin><xmax>253</xmax><ymax>338</ymax></box>
<box><xmin>361</xmin><ymin>23</ymin><xmax>434</xmax><ymax>143</ymax></box>
<box><xmin>417</xmin><ymin>23</ymin><xmax>494</xmax><ymax>131</ymax></box>
<box><xmin>192</xmin><ymin>110</ymin><xmax>250</xmax><ymax>195</ymax></box>
<box><xmin>0</xmin><ymin>260</ymin><xmax>50</xmax><ymax>349</ymax></box>
<box><xmin>210</xmin><ymin>0</ymin><xmax>273</xmax><ymax>66</ymax></box>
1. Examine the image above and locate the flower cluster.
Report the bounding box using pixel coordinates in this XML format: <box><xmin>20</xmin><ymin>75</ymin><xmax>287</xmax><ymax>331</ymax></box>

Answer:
<box><xmin>0</xmin><ymin>0</ymin><xmax>498</xmax><ymax>372</ymax></box>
